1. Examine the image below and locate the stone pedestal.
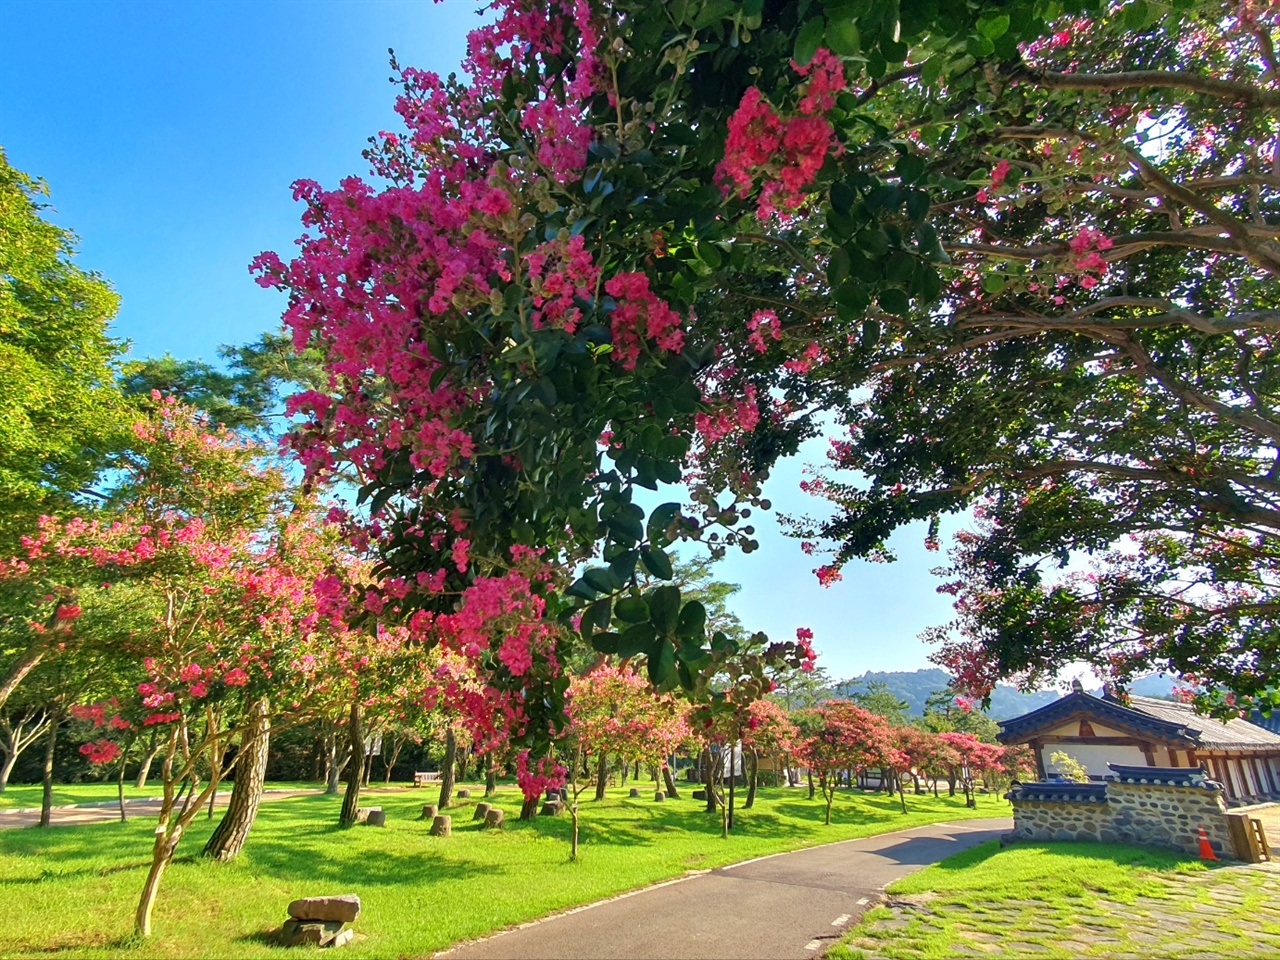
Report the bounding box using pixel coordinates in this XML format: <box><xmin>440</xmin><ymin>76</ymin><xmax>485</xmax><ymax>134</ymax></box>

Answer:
<box><xmin>473</xmin><ymin>802</ymin><xmax>492</xmax><ymax>821</ymax></box>
<box><xmin>654</xmin><ymin>791</ymin><xmax>665</xmax><ymax>802</ymax></box>
<box><xmin>483</xmin><ymin>808</ymin><xmax>505</xmax><ymax>829</ymax></box>
<box><xmin>420</xmin><ymin>803</ymin><xmax>438</xmax><ymax>821</ymax></box>
<box><xmin>430</xmin><ymin>815</ymin><xmax>452</xmax><ymax>837</ymax></box>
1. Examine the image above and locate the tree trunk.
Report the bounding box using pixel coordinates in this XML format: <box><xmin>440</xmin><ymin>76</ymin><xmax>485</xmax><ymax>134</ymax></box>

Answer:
<box><xmin>662</xmin><ymin>762</ymin><xmax>680</xmax><ymax>800</ymax></box>
<box><xmin>702</xmin><ymin>748</ymin><xmax>716</xmax><ymax>812</ymax></box>
<box><xmin>39</xmin><ymin>706</ymin><xmax>62</xmax><ymax>827</ymax></box>
<box><xmin>438</xmin><ymin>727</ymin><xmax>457</xmax><ymax>809</ymax></box>
<box><xmin>338</xmin><ymin>700</ymin><xmax>364</xmax><ymax>827</ymax></box>
<box><xmin>117</xmin><ymin>731</ymin><xmax>137</xmax><ymax>822</ymax></box>
<box><xmin>807</xmin><ymin>766</ymin><xmax>815</xmax><ymax>801</ymax></box>
<box><xmin>634</xmin><ymin>759</ymin><xmax>640</xmax><ymax>782</ymax></box>
<box><xmin>135</xmin><ymin>834</ymin><xmax>177</xmax><ymax>937</ymax></box>
<box><xmin>0</xmin><ymin>641</ymin><xmax>48</xmax><ymax>714</ymax></box>
<box><xmin>620</xmin><ymin>755</ymin><xmax>627</xmax><ymax>786</ymax></box>
<box><xmin>0</xmin><ymin>751</ymin><xmax>17</xmax><ymax>793</ymax></box>
<box><xmin>485</xmin><ymin>762</ymin><xmax>496</xmax><ymax>797</ymax></box>
<box><xmin>728</xmin><ymin>756</ymin><xmax>736</xmax><ymax>830</ymax></box>
<box><xmin>457</xmin><ymin>746</ymin><xmax>470</xmax><ymax>784</ymax></box>
<box><xmin>594</xmin><ymin>751</ymin><xmax>608</xmax><ymax>801</ymax></box>
<box><xmin>203</xmin><ymin>698</ymin><xmax>269</xmax><ymax>860</ymax></box>
<box><xmin>745</xmin><ymin>747</ymin><xmax>758</xmax><ymax>809</ymax></box>
<box><xmin>898</xmin><ymin>775</ymin><xmax>908</xmax><ymax>813</ymax></box>
<box><xmin>382</xmin><ymin>736</ymin><xmax>404</xmax><ymax>784</ymax></box>
<box><xmin>520</xmin><ymin>794</ymin><xmax>538</xmax><ymax>820</ymax></box>
<box><xmin>135</xmin><ymin>730</ymin><xmax>161</xmax><ymax>790</ymax></box>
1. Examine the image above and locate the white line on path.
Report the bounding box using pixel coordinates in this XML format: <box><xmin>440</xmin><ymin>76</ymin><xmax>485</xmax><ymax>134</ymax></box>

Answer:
<box><xmin>855</xmin><ymin>897</ymin><xmax>869</xmax><ymax>905</ymax></box>
<box><xmin>832</xmin><ymin>914</ymin><xmax>850</xmax><ymax>926</ymax></box>
<box><xmin>804</xmin><ymin>940</ymin><xmax>822</xmax><ymax>951</ymax></box>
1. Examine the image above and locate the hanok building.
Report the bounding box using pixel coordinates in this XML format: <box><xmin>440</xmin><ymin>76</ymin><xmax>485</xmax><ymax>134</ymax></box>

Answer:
<box><xmin>998</xmin><ymin>686</ymin><xmax>1280</xmax><ymax>805</ymax></box>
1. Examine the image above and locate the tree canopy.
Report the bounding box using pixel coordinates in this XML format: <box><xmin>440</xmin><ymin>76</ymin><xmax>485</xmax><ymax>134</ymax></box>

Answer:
<box><xmin>0</xmin><ymin>149</ymin><xmax>127</xmax><ymax>551</ymax></box>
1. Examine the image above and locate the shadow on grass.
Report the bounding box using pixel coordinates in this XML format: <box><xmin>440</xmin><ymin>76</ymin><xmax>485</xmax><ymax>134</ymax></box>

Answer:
<box><xmin>928</xmin><ymin>839</ymin><xmax>1204</xmax><ymax>875</ymax></box>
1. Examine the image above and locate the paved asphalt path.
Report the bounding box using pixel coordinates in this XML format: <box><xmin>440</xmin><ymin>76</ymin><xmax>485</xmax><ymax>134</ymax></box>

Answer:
<box><xmin>438</xmin><ymin>817</ymin><xmax>1011</xmax><ymax>960</ymax></box>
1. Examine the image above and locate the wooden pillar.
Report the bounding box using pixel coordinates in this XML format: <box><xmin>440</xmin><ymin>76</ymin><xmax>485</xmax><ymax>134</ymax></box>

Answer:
<box><xmin>1140</xmin><ymin>742</ymin><xmax>1156</xmax><ymax>766</ymax></box>
<box><xmin>1166</xmin><ymin>747</ymin><xmax>1180</xmax><ymax>767</ymax></box>
<box><xmin>1030</xmin><ymin>739</ymin><xmax>1046</xmax><ymax>780</ymax></box>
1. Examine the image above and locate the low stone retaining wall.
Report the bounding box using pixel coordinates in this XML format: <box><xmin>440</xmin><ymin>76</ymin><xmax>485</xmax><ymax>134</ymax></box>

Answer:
<box><xmin>1007</xmin><ymin>764</ymin><xmax>1232</xmax><ymax>858</ymax></box>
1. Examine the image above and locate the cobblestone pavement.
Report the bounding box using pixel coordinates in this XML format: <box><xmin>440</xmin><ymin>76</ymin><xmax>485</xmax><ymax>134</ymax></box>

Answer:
<box><xmin>841</xmin><ymin>861</ymin><xmax>1280</xmax><ymax>958</ymax></box>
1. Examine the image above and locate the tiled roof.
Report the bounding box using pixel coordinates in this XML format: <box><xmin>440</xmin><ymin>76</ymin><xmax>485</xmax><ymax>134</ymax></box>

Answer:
<box><xmin>997</xmin><ymin>691</ymin><xmax>1194</xmax><ymax>744</ymax></box>
<box><xmin>1124</xmin><ymin>695</ymin><xmax>1280</xmax><ymax>748</ymax></box>
<box><xmin>998</xmin><ymin>690</ymin><xmax>1280</xmax><ymax>750</ymax></box>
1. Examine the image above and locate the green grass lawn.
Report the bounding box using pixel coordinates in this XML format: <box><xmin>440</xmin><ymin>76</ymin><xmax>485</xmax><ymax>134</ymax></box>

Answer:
<box><xmin>0</xmin><ymin>782</ymin><xmax>1002</xmax><ymax>958</ymax></box>
<box><xmin>827</xmin><ymin>839</ymin><xmax>1280</xmax><ymax>960</ymax></box>
<box><xmin>0</xmin><ymin>780</ymin><xmax>319</xmax><ymax>810</ymax></box>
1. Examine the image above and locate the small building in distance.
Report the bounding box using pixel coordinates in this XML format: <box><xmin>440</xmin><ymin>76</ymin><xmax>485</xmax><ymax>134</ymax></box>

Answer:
<box><xmin>997</xmin><ymin>687</ymin><xmax>1280</xmax><ymax>805</ymax></box>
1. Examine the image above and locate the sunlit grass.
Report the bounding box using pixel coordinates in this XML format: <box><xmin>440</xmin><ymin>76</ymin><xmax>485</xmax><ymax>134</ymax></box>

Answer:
<box><xmin>0</xmin><ymin>782</ymin><xmax>1001</xmax><ymax>958</ymax></box>
<box><xmin>827</xmin><ymin>839</ymin><xmax>1224</xmax><ymax>960</ymax></box>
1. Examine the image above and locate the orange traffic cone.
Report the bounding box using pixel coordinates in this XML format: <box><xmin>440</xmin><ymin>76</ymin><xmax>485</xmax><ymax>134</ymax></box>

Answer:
<box><xmin>1197</xmin><ymin>824</ymin><xmax>1218</xmax><ymax>861</ymax></box>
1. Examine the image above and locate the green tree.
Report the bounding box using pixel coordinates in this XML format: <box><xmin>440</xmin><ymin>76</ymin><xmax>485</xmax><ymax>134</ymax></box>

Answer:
<box><xmin>851</xmin><ymin>680</ymin><xmax>910</xmax><ymax>726</ymax></box>
<box><xmin>0</xmin><ymin>149</ymin><xmax>127</xmax><ymax>551</ymax></box>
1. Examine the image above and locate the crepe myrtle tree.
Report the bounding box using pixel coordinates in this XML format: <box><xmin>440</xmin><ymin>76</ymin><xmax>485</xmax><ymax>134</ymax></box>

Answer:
<box><xmin>796</xmin><ymin>700</ymin><xmax>900</xmax><ymax>825</ymax></box>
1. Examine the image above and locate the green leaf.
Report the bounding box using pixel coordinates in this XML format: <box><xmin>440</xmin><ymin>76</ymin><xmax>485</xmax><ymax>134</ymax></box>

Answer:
<box><xmin>677</xmin><ymin>599</ymin><xmax>707</xmax><ymax>639</ymax></box>
<box><xmin>608</xmin><ymin>549</ymin><xmax>639</xmax><ymax>584</ymax></box>
<box><xmin>567</xmin><ymin>577</ymin><xmax>597</xmax><ymax>601</ymax></box>
<box><xmin>977</xmin><ymin>14</ymin><xmax>1010</xmax><ymax>39</ymax></box>
<box><xmin>1123</xmin><ymin>0</ymin><xmax>1150</xmax><ymax>28</ymax></box>
<box><xmin>646</xmin><ymin>502</ymin><xmax>682</xmax><ymax>542</ymax></box>
<box><xmin>648</xmin><ymin>639</ymin><xmax>677</xmax><ymax>688</ymax></box>
<box><xmin>981</xmin><ymin>274</ymin><xmax>1006</xmax><ymax>295</ymax></box>
<box><xmin>580</xmin><ymin>598</ymin><xmax>612</xmax><ymax>638</ymax></box>
<box><xmin>677</xmin><ymin>661</ymin><xmax>696</xmax><ymax>692</ymax></box>
<box><xmin>648</xmin><ymin>584</ymin><xmax>681</xmax><ymax>635</ymax></box>
<box><xmin>880</xmin><ymin>37</ymin><xmax>908</xmax><ymax>63</ymax></box>
<box><xmin>583</xmin><ymin>567</ymin><xmax>617</xmax><ymax>594</ymax></box>
<box><xmin>878</xmin><ymin>287</ymin><xmax>910</xmax><ymax>315</ymax></box>
<box><xmin>615</xmin><ymin>596</ymin><xmax>651</xmax><ymax>622</ymax></box>
<box><xmin>825</xmin><ymin>18</ymin><xmax>860</xmax><ymax>56</ymax></box>
<box><xmin>591</xmin><ymin>632</ymin><xmax>620</xmax><ymax>655</ymax></box>
<box><xmin>617</xmin><ymin>622</ymin><xmax>657</xmax><ymax>658</ymax></box>
<box><xmin>794</xmin><ymin>17</ymin><xmax>826</xmax><ymax>66</ymax></box>
<box><xmin>641</xmin><ymin>546</ymin><xmax>674</xmax><ymax>580</ymax></box>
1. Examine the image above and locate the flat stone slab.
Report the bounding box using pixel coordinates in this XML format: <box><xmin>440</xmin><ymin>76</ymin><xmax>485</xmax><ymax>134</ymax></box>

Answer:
<box><xmin>288</xmin><ymin>894</ymin><xmax>361</xmax><ymax>923</ymax></box>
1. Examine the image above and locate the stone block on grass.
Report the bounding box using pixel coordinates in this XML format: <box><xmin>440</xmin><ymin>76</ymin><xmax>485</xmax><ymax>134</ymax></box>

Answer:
<box><xmin>483</xmin><ymin>808</ymin><xmax>505</xmax><ymax>829</ymax></box>
<box><xmin>430</xmin><ymin>814</ymin><xmax>452</xmax><ymax>837</ymax></box>
<box><xmin>366</xmin><ymin>809</ymin><xmax>386</xmax><ymax>827</ymax></box>
<box><xmin>692</xmin><ymin>790</ymin><xmax>706</xmax><ymax>801</ymax></box>
<box><xmin>457</xmin><ymin>788</ymin><xmax>471</xmax><ymax>799</ymax></box>
<box><xmin>540</xmin><ymin>800</ymin><xmax>563</xmax><ymax>816</ymax></box>
<box><xmin>654</xmin><ymin>791</ymin><xmax>665</xmax><ymax>802</ymax></box>
<box><xmin>288</xmin><ymin>894</ymin><xmax>361</xmax><ymax>923</ymax></box>
<box><xmin>629</xmin><ymin>787</ymin><xmax>640</xmax><ymax>798</ymax></box>
<box><xmin>472</xmin><ymin>802</ymin><xmax>492</xmax><ymax>821</ymax></box>
<box><xmin>419</xmin><ymin>803</ymin><xmax>438</xmax><ymax>821</ymax></box>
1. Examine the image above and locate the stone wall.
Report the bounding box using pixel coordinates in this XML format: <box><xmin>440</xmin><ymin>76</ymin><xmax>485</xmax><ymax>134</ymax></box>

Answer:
<box><xmin>1008</xmin><ymin>773</ymin><xmax>1232</xmax><ymax>858</ymax></box>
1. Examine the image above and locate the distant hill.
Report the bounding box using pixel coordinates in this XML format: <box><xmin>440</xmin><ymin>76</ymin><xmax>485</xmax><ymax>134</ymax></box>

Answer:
<box><xmin>832</xmin><ymin>668</ymin><xmax>1178</xmax><ymax>721</ymax></box>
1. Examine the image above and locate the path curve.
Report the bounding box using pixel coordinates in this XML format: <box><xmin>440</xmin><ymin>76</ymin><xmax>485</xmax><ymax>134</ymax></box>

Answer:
<box><xmin>0</xmin><ymin>787</ymin><xmax>324</xmax><ymax>829</ymax></box>
<box><xmin>437</xmin><ymin>817</ymin><xmax>1011</xmax><ymax>960</ymax></box>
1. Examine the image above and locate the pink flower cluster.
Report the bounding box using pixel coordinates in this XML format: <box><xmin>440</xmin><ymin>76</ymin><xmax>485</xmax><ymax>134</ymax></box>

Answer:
<box><xmin>604</xmin><ymin>272</ymin><xmax>686</xmax><ymax>369</ymax></box>
<box><xmin>747</xmin><ymin>309</ymin><xmax>782</xmax><ymax>353</ymax></box>
<box><xmin>525</xmin><ymin>235</ymin><xmax>600</xmax><ymax>332</ymax></box>
<box><xmin>1068</xmin><ymin>226</ymin><xmax>1113</xmax><ymax>288</ymax></box>
<box><xmin>78</xmin><ymin>739</ymin><xmax>121</xmax><ymax>765</ymax></box>
<box><xmin>695</xmin><ymin>383</ymin><xmax>760</xmax><ymax>444</ymax></box>
<box><xmin>716</xmin><ymin>48</ymin><xmax>847</xmax><ymax>219</ymax></box>
<box><xmin>515</xmin><ymin>749</ymin><xmax>567</xmax><ymax>804</ymax></box>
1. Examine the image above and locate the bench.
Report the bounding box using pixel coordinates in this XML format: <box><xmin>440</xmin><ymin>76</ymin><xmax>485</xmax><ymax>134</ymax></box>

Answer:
<box><xmin>413</xmin><ymin>771</ymin><xmax>441</xmax><ymax>787</ymax></box>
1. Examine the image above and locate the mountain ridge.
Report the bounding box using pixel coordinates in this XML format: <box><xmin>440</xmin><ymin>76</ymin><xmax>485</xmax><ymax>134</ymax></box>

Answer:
<box><xmin>832</xmin><ymin>668</ymin><xmax>1178</xmax><ymax>721</ymax></box>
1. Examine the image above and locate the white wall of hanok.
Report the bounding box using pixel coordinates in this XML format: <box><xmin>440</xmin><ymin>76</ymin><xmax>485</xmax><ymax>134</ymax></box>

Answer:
<box><xmin>1039</xmin><ymin>718</ymin><xmax>1149</xmax><ymax>777</ymax></box>
<box><xmin>1043</xmin><ymin>743</ymin><xmax>1148</xmax><ymax>777</ymax></box>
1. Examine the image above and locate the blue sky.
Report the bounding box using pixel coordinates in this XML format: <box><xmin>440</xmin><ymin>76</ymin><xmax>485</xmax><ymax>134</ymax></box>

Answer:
<box><xmin>1</xmin><ymin>0</ymin><xmax>965</xmax><ymax>682</ymax></box>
